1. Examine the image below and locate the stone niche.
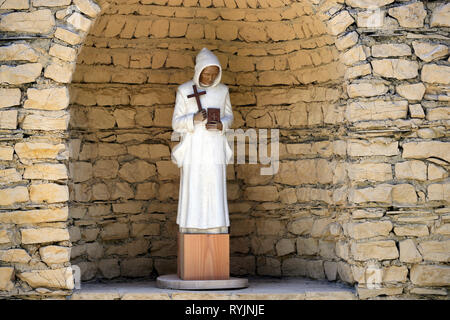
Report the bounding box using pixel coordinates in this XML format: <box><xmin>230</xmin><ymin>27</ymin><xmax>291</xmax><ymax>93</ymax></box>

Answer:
<box><xmin>0</xmin><ymin>0</ymin><xmax>449</xmax><ymax>300</ymax></box>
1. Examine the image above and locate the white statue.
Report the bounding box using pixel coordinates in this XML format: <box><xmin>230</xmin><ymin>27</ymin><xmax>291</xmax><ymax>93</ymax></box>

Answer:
<box><xmin>171</xmin><ymin>48</ymin><xmax>234</xmax><ymax>234</ymax></box>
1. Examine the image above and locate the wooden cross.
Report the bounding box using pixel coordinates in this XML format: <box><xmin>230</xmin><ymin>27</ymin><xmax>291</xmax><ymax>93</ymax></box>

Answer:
<box><xmin>187</xmin><ymin>85</ymin><xmax>206</xmax><ymax>112</ymax></box>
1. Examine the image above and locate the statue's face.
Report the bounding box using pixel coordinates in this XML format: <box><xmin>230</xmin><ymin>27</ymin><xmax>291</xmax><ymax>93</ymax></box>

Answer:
<box><xmin>199</xmin><ymin>66</ymin><xmax>220</xmax><ymax>86</ymax></box>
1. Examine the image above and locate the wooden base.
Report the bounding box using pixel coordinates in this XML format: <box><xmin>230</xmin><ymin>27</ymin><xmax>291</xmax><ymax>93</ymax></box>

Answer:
<box><xmin>177</xmin><ymin>232</ymin><xmax>229</xmax><ymax>280</ymax></box>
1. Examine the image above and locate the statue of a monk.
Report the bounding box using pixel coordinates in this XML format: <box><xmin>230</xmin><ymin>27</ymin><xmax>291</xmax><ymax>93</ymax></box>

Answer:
<box><xmin>171</xmin><ymin>48</ymin><xmax>233</xmax><ymax>234</ymax></box>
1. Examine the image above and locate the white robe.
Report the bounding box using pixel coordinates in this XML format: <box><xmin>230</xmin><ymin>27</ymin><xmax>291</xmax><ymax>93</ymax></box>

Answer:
<box><xmin>171</xmin><ymin>48</ymin><xmax>233</xmax><ymax>232</ymax></box>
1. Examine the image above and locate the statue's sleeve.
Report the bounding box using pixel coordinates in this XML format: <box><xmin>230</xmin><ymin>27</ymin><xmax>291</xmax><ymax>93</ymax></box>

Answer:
<box><xmin>172</xmin><ymin>89</ymin><xmax>195</xmax><ymax>133</ymax></box>
<box><xmin>221</xmin><ymin>89</ymin><xmax>233</xmax><ymax>134</ymax></box>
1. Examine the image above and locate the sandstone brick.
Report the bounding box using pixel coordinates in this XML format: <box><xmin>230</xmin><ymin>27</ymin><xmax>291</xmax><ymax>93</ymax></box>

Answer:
<box><xmin>340</xmin><ymin>45</ymin><xmax>366</xmax><ymax>66</ymax></box>
<box><xmin>0</xmin><ymin>88</ymin><xmax>21</xmax><ymax>109</ymax></box>
<box><xmin>131</xmin><ymin>223</ymin><xmax>160</xmax><ymax>237</ymax></box>
<box><xmin>351</xmin><ymin>240</ymin><xmax>398</xmax><ymax>261</ymax></box>
<box><xmin>296</xmin><ymin>237</ymin><xmax>318</xmax><ymax>256</ymax></box>
<box><xmin>412</xmin><ymin>42</ymin><xmax>448</xmax><ymax>62</ymax></box>
<box><xmin>335</xmin><ymin>31</ymin><xmax>358</xmax><ymax>51</ymax></box>
<box><xmin>346</xmin><ymin>0</ymin><xmax>394</xmax><ymax>8</ymax></box>
<box><xmin>392</xmin><ymin>184</ymin><xmax>417</xmax><ymax>205</ymax></box>
<box><xmin>185</xmin><ymin>24</ymin><xmax>204</xmax><ymax>40</ymax></box>
<box><xmin>150</xmin><ymin>20</ymin><xmax>169</xmax><ymax>38</ymax></box>
<box><xmin>29</xmin><ymin>183</ymin><xmax>69</xmax><ymax>203</ymax></box>
<box><xmin>118</xmin><ymin>160</ymin><xmax>156</xmax><ymax>183</ymax></box>
<box><xmin>0</xmin><ymin>9</ymin><xmax>55</xmax><ymax>34</ymax></box>
<box><xmin>245</xmin><ymin>186</ymin><xmax>279</xmax><ymax>201</ymax></box>
<box><xmin>121</xmin><ymin>258</ymin><xmax>153</xmax><ymax>277</ymax></box>
<box><xmin>266</xmin><ymin>24</ymin><xmax>295</xmax><ymax>41</ymax></box>
<box><xmin>427</xmin><ymin>107</ymin><xmax>450</xmax><ymax>121</ymax></box>
<box><xmin>24</xmin><ymin>87</ymin><xmax>70</xmax><ymax>111</ymax></box>
<box><xmin>0</xmin><ymin>186</ymin><xmax>29</xmax><ymax>206</ymax></box>
<box><xmin>0</xmin><ymin>44</ymin><xmax>38</xmax><ymax>62</ymax></box>
<box><xmin>421</xmin><ymin>64</ymin><xmax>450</xmax><ymax>85</ymax></box>
<box><xmin>0</xmin><ymin>110</ymin><xmax>17</xmax><ymax>129</ymax></box>
<box><xmin>67</xmin><ymin>12</ymin><xmax>93</xmax><ymax>32</ymax></box>
<box><xmin>418</xmin><ymin>240</ymin><xmax>450</xmax><ymax>262</ymax></box>
<box><xmin>430</xmin><ymin>3</ymin><xmax>450</xmax><ymax>27</ymax></box>
<box><xmin>74</xmin><ymin>0</ymin><xmax>101</xmax><ymax>18</ymax></box>
<box><xmin>399</xmin><ymin>239</ymin><xmax>422</xmax><ymax>263</ymax></box>
<box><xmin>395</xmin><ymin>160</ymin><xmax>427</xmax><ymax>181</ymax></box>
<box><xmin>409</xmin><ymin>104</ymin><xmax>425</xmax><ymax>118</ymax></box>
<box><xmin>18</xmin><ymin>267</ymin><xmax>73</xmax><ymax>289</ymax></box>
<box><xmin>347</xmin><ymin>82</ymin><xmax>388</xmax><ymax>98</ymax></box>
<box><xmin>395</xmin><ymin>83</ymin><xmax>425</xmax><ymax>101</ymax></box>
<box><xmin>54</xmin><ymin>28</ymin><xmax>83</xmax><ymax>45</ymax></box>
<box><xmin>256</xmin><ymin>219</ymin><xmax>283</xmax><ymax>236</ymax></box>
<box><xmin>135</xmin><ymin>182</ymin><xmax>158</xmax><ymax>200</ymax></box>
<box><xmin>0</xmin><ymin>168</ymin><xmax>21</xmax><ymax>184</ymax></box>
<box><xmin>349</xmin><ymin>184</ymin><xmax>392</xmax><ymax>204</ymax></box>
<box><xmin>169</xmin><ymin>21</ymin><xmax>188</xmax><ymax>37</ymax></box>
<box><xmin>87</xmin><ymin>108</ymin><xmax>115</xmax><ymax>129</ymax></box>
<box><xmin>0</xmin><ymin>146</ymin><xmax>14</xmax><ymax>161</ymax></box>
<box><xmin>346</xmin><ymin>221</ymin><xmax>393</xmax><ymax>240</ymax></box>
<box><xmin>372</xmin><ymin>44</ymin><xmax>411</xmax><ymax>58</ymax></box>
<box><xmin>44</xmin><ymin>61</ymin><xmax>75</xmax><ymax>83</ymax></box>
<box><xmin>327</xmin><ymin>10</ymin><xmax>354</xmax><ymax>36</ymax></box>
<box><xmin>347</xmin><ymin>139</ymin><xmax>398</xmax><ymax>156</ymax></box>
<box><xmin>279</xmin><ymin>188</ymin><xmax>297</xmax><ymax>204</ymax></box>
<box><xmin>428</xmin><ymin>163</ymin><xmax>448</xmax><ymax>181</ymax></box>
<box><xmin>410</xmin><ymin>265</ymin><xmax>450</xmax><ymax>286</ymax></box>
<box><xmin>0</xmin><ymin>249</ymin><xmax>31</xmax><ymax>264</ymax></box>
<box><xmin>402</xmin><ymin>141</ymin><xmax>450</xmax><ymax>163</ymax></box>
<box><xmin>98</xmin><ymin>259</ymin><xmax>121</xmax><ymax>279</ymax></box>
<box><xmin>345</xmin><ymin>63</ymin><xmax>372</xmax><ymax>79</ymax></box>
<box><xmin>347</xmin><ymin>163</ymin><xmax>392</xmax><ymax>182</ymax></box>
<box><xmin>14</xmin><ymin>142</ymin><xmax>65</xmax><ymax>159</ymax></box>
<box><xmin>49</xmin><ymin>44</ymin><xmax>77</xmax><ymax>62</ymax></box>
<box><xmin>22</xmin><ymin>111</ymin><xmax>69</xmax><ymax>131</ymax></box>
<box><xmin>0</xmin><ymin>267</ymin><xmax>14</xmax><ymax>291</ymax></box>
<box><xmin>101</xmin><ymin>223</ymin><xmax>129</xmax><ymax>240</ymax></box>
<box><xmin>21</xmin><ymin>227</ymin><xmax>69</xmax><ymax>244</ymax></box>
<box><xmin>70</xmin><ymin>162</ymin><xmax>93</xmax><ymax>182</ymax></box>
<box><xmin>23</xmin><ymin>163</ymin><xmax>67</xmax><ymax>181</ymax></box>
<box><xmin>394</xmin><ymin>225</ymin><xmax>429</xmax><ymax>237</ymax></box>
<box><xmin>0</xmin><ymin>0</ymin><xmax>29</xmax><ymax>9</ymax></box>
<box><xmin>388</xmin><ymin>2</ymin><xmax>426</xmax><ymax>28</ymax></box>
<box><xmin>372</xmin><ymin>59</ymin><xmax>419</xmax><ymax>80</ymax></box>
<box><xmin>216</xmin><ymin>24</ymin><xmax>238</xmax><ymax>40</ymax></box>
<box><xmin>356</xmin><ymin>9</ymin><xmax>385</xmax><ymax>28</ymax></box>
<box><xmin>0</xmin><ymin>207</ymin><xmax>68</xmax><ymax>224</ymax></box>
<box><xmin>0</xmin><ymin>63</ymin><xmax>42</xmax><ymax>84</ymax></box>
<box><xmin>32</xmin><ymin>0</ymin><xmax>71</xmax><ymax>6</ymax></box>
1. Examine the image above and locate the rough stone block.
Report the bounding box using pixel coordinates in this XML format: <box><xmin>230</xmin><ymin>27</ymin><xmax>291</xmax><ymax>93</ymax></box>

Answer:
<box><xmin>0</xmin><ymin>110</ymin><xmax>17</xmax><ymax>129</ymax></box>
<box><xmin>412</xmin><ymin>41</ymin><xmax>448</xmax><ymax>62</ymax></box>
<box><xmin>55</xmin><ymin>27</ymin><xmax>82</xmax><ymax>45</ymax></box>
<box><xmin>0</xmin><ymin>44</ymin><xmax>38</xmax><ymax>62</ymax></box>
<box><xmin>24</xmin><ymin>87</ymin><xmax>70</xmax><ymax>111</ymax></box>
<box><xmin>399</xmin><ymin>239</ymin><xmax>422</xmax><ymax>263</ymax></box>
<box><xmin>29</xmin><ymin>183</ymin><xmax>69</xmax><ymax>203</ymax></box>
<box><xmin>0</xmin><ymin>267</ymin><xmax>14</xmax><ymax>291</ymax></box>
<box><xmin>17</xmin><ymin>267</ymin><xmax>73</xmax><ymax>289</ymax></box>
<box><xmin>327</xmin><ymin>10</ymin><xmax>354</xmax><ymax>36</ymax></box>
<box><xmin>32</xmin><ymin>0</ymin><xmax>71</xmax><ymax>6</ymax></box>
<box><xmin>21</xmin><ymin>227</ymin><xmax>70</xmax><ymax>244</ymax></box>
<box><xmin>0</xmin><ymin>88</ymin><xmax>21</xmax><ymax>109</ymax></box>
<box><xmin>421</xmin><ymin>64</ymin><xmax>450</xmax><ymax>85</ymax></box>
<box><xmin>0</xmin><ymin>0</ymin><xmax>29</xmax><ymax>9</ymax></box>
<box><xmin>74</xmin><ymin>0</ymin><xmax>101</xmax><ymax>18</ymax></box>
<box><xmin>346</xmin><ymin>221</ymin><xmax>393</xmax><ymax>240</ymax></box>
<box><xmin>49</xmin><ymin>44</ymin><xmax>77</xmax><ymax>62</ymax></box>
<box><xmin>418</xmin><ymin>240</ymin><xmax>450</xmax><ymax>262</ymax></box>
<box><xmin>347</xmin><ymin>82</ymin><xmax>388</xmax><ymax>98</ymax></box>
<box><xmin>396</xmin><ymin>83</ymin><xmax>425</xmax><ymax>101</ymax></box>
<box><xmin>118</xmin><ymin>160</ymin><xmax>156</xmax><ymax>183</ymax></box>
<box><xmin>347</xmin><ymin>139</ymin><xmax>399</xmax><ymax>156</ymax></box>
<box><xmin>340</xmin><ymin>45</ymin><xmax>366</xmax><ymax>66</ymax></box>
<box><xmin>245</xmin><ymin>186</ymin><xmax>279</xmax><ymax>201</ymax></box>
<box><xmin>430</xmin><ymin>3</ymin><xmax>450</xmax><ymax>27</ymax></box>
<box><xmin>351</xmin><ymin>240</ymin><xmax>398</xmax><ymax>261</ymax></box>
<box><xmin>0</xmin><ymin>186</ymin><xmax>29</xmax><ymax>206</ymax></box>
<box><xmin>349</xmin><ymin>184</ymin><xmax>392</xmax><ymax>204</ymax></box>
<box><xmin>67</xmin><ymin>12</ymin><xmax>92</xmax><ymax>32</ymax></box>
<box><xmin>402</xmin><ymin>141</ymin><xmax>450</xmax><ymax>163</ymax></box>
<box><xmin>372</xmin><ymin>59</ymin><xmax>419</xmax><ymax>80</ymax></box>
<box><xmin>0</xmin><ymin>207</ymin><xmax>68</xmax><ymax>224</ymax></box>
<box><xmin>44</xmin><ymin>62</ymin><xmax>75</xmax><ymax>83</ymax></box>
<box><xmin>0</xmin><ymin>63</ymin><xmax>42</xmax><ymax>84</ymax></box>
<box><xmin>0</xmin><ymin>249</ymin><xmax>31</xmax><ymax>263</ymax></box>
<box><xmin>24</xmin><ymin>163</ymin><xmax>68</xmax><ymax>180</ymax></box>
<box><xmin>22</xmin><ymin>111</ymin><xmax>69</xmax><ymax>131</ymax></box>
<box><xmin>394</xmin><ymin>225</ymin><xmax>429</xmax><ymax>237</ymax></box>
<box><xmin>101</xmin><ymin>223</ymin><xmax>129</xmax><ymax>240</ymax></box>
<box><xmin>15</xmin><ymin>142</ymin><xmax>66</xmax><ymax>160</ymax></box>
<box><xmin>372</xmin><ymin>44</ymin><xmax>411</xmax><ymax>57</ymax></box>
<box><xmin>0</xmin><ymin>9</ymin><xmax>55</xmax><ymax>34</ymax></box>
<box><xmin>395</xmin><ymin>160</ymin><xmax>427</xmax><ymax>181</ymax></box>
<box><xmin>347</xmin><ymin>163</ymin><xmax>392</xmax><ymax>182</ymax></box>
<box><xmin>410</xmin><ymin>265</ymin><xmax>450</xmax><ymax>286</ymax></box>
<box><xmin>388</xmin><ymin>2</ymin><xmax>426</xmax><ymax>28</ymax></box>
<box><xmin>392</xmin><ymin>184</ymin><xmax>417</xmax><ymax>204</ymax></box>
<box><xmin>409</xmin><ymin>104</ymin><xmax>425</xmax><ymax>118</ymax></box>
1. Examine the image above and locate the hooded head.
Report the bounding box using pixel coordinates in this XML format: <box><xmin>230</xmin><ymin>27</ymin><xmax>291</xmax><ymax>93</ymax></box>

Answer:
<box><xmin>193</xmin><ymin>48</ymin><xmax>222</xmax><ymax>88</ymax></box>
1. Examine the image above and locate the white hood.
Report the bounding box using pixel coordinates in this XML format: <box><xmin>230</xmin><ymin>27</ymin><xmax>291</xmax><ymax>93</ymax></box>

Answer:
<box><xmin>193</xmin><ymin>48</ymin><xmax>222</xmax><ymax>88</ymax></box>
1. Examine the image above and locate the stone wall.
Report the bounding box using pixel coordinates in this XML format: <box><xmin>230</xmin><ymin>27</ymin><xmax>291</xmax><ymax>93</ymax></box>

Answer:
<box><xmin>0</xmin><ymin>0</ymin><xmax>449</xmax><ymax>300</ymax></box>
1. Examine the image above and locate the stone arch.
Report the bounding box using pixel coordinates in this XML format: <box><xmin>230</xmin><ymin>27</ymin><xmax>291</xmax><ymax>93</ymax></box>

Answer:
<box><xmin>1</xmin><ymin>0</ymin><xmax>449</xmax><ymax>299</ymax></box>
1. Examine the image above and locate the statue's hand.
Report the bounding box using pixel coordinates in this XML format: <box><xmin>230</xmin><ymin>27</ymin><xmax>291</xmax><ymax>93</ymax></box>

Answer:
<box><xmin>206</xmin><ymin>120</ymin><xmax>222</xmax><ymax>131</ymax></box>
<box><xmin>194</xmin><ymin>109</ymin><xmax>207</xmax><ymax>122</ymax></box>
